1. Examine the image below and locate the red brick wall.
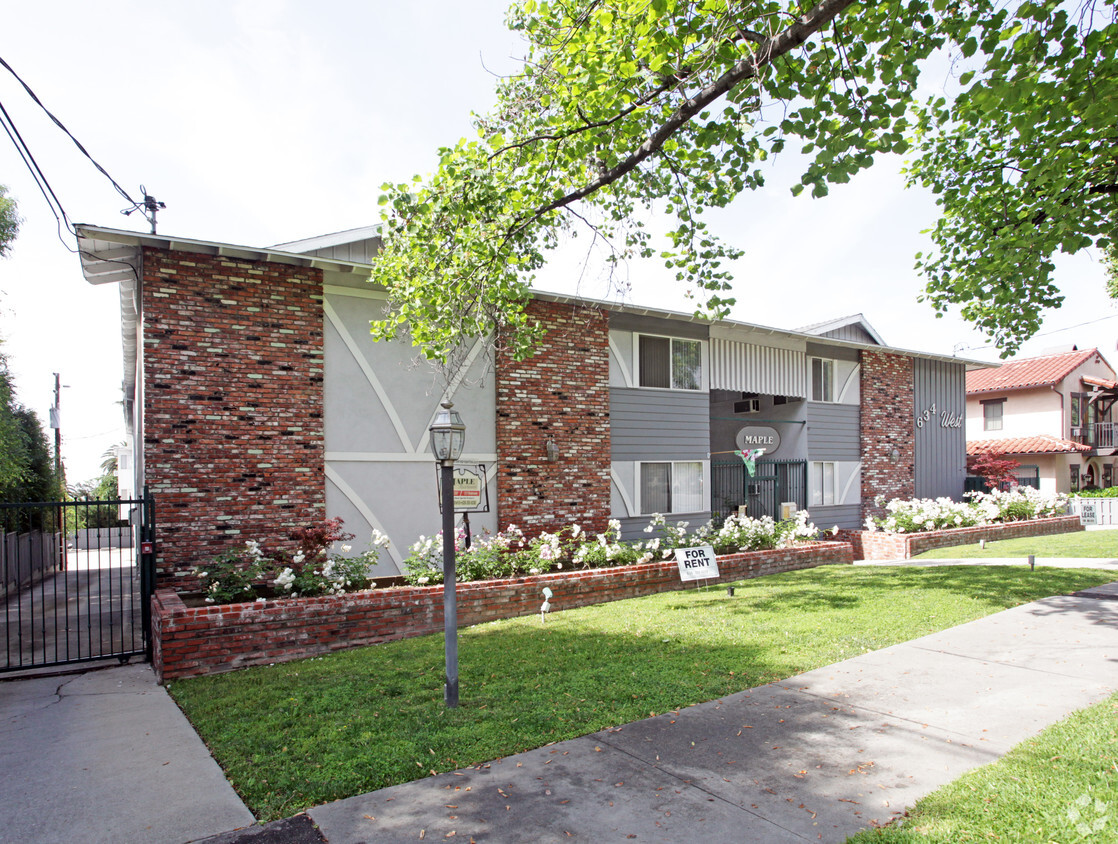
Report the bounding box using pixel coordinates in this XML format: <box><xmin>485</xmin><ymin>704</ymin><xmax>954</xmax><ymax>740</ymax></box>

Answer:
<box><xmin>861</xmin><ymin>350</ymin><xmax>914</xmax><ymax>521</ymax></box>
<box><xmin>141</xmin><ymin>247</ymin><xmax>325</xmax><ymax>586</ymax></box>
<box><xmin>152</xmin><ymin>542</ymin><xmax>852</xmax><ymax>680</ymax></box>
<box><xmin>495</xmin><ymin>300</ymin><xmax>610</xmax><ymax>537</ymax></box>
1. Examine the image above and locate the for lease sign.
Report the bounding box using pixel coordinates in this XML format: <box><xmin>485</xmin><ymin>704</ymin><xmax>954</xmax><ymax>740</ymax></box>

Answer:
<box><xmin>674</xmin><ymin>545</ymin><xmax>719</xmax><ymax>582</ymax></box>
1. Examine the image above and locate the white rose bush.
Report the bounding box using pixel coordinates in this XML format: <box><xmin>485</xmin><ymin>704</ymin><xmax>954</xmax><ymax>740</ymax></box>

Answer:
<box><xmin>193</xmin><ymin>517</ymin><xmax>391</xmax><ymax>604</ymax></box>
<box><xmin>865</xmin><ymin>488</ymin><xmax>1067</xmax><ymax>535</ymax></box>
<box><xmin>402</xmin><ymin>511</ymin><xmax>820</xmax><ymax>586</ymax></box>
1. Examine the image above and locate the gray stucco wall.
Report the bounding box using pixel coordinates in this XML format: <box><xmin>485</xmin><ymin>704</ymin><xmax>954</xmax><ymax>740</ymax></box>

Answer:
<box><xmin>323</xmin><ymin>276</ymin><xmax>498</xmax><ymax>575</ymax></box>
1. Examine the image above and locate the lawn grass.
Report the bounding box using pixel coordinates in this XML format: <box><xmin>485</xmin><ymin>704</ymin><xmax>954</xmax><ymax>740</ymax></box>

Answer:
<box><xmin>847</xmin><ymin>692</ymin><xmax>1118</xmax><ymax>842</ymax></box>
<box><xmin>913</xmin><ymin>528</ymin><xmax>1117</xmax><ymax>560</ymax></box>
<box><xmin>168</xmin><ymin>564</ymin><xmax>1117</xmax><ymax>822</ymax></box>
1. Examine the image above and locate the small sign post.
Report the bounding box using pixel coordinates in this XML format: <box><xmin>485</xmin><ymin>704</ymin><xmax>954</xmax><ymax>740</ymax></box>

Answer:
<box><xmin>674</xmin><ymin>545</ymin><xmax>719</xmax><ymax>588</ymax></box>
<box><xmin>1081</xmin><ymin>501</ymin><xmax>1098</xmax><ymax>526</ymax></box>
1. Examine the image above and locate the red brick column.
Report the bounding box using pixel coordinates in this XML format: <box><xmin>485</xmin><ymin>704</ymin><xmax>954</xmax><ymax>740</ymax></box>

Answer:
<box><xmin>141</xmin><ymin>247</ymin><xmax>325</xmax><ymax>586</ymax></box>
<box><xmin>495</xmin><ymin>300</ymin><xmax>610</xmax><ymax>537</ymax></box>
<box><xmin>861</xmin><ymin>350</ymin><xmax>914</xmax><ymax>521</ymax></box>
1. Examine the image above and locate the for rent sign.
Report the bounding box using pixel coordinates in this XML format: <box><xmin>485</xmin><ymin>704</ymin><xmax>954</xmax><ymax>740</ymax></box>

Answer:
<box><xmin>674</xmin><ymin>545</ymin><xmax>719</xmax><ymax>582</ymax></box>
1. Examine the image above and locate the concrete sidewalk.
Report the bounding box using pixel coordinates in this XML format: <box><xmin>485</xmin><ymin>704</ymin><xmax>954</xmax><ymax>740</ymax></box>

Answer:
<box><xmin>305</xmin><ymin>584</ymin><xmax>1118</xmax><ymax>843</ymax></box>
<box><xmin>0</xmin><ymin>664</ymin><xmax>253</xmax><ymax>844</ymax></box>
<box><xmin>856</xmin><ymin>556</ymin><xmax>1118</xmax><ymax>569</ymax></box>
<box><xmin>1</xmin><ymin>582</ymin><xmax>1114</xmax><ymax>844</ymax></box>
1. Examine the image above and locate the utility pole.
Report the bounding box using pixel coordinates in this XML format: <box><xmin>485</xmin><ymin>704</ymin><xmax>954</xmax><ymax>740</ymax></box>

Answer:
<box><xmin>50</xmin><ymin>372</ymin><xmax>63</xmax><ymax>490</ymax></box>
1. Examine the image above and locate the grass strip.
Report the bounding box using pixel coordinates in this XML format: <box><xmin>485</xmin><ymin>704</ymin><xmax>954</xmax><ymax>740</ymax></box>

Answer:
<box><xmin>168</xmin><ymin>565</ymin><xmax>1116</xmax><ymax>821</ymax></box>
<box><xmin>914</xmin><ymin>529</ymin><xmax>1117</xmax><ymax>560</ymax></box>
<box><xmin>848</xmin><ymin>693</ymin><xmax>1118</xmax><ymax>842</ymax></box>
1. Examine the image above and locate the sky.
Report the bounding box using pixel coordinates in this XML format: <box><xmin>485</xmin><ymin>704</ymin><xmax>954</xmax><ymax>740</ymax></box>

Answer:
<box><xmin>1</xmin><ymin>1</ymin><xmax>1115</xmax><ymax>485</ymax></box>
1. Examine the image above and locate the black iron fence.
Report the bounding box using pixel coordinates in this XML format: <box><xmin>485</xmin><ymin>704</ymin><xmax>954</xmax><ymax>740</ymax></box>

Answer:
<box><xmin>2</xmin><ymin>492</ymin><xmax>155</xmax><ymax>673</ymax></box>
<box><xmin>711</xmin><ymin>459</ymin><xmax>807</xmax><ymax>524</ymax></box>
<box><xmin>964</xmin><ymin>466</ymin><xmax>1040</xmax><ymax>494</ymax></box>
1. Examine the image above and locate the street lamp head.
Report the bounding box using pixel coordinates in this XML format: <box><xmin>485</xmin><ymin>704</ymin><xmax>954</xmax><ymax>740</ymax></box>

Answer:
<box><xmin>429</xmin><ymin>401</ymin><xmax>466</xmax><ymax>463</ymax></box>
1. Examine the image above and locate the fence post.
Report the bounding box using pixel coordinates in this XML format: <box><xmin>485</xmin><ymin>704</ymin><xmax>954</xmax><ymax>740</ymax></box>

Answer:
<box><xmin>140</xmin><ymin>487</ymin><xmax>157</xmax><ymax>661</ymax></box>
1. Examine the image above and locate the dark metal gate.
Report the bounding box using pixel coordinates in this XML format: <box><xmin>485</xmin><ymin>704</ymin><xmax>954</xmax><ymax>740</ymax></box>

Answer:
<box><xmin>712</xmin><ymin>459</ymin><xmax>807</xmax><ymax>524</ymax></box>
<box><xmin>2</xmin><ymin>491</ymin><xmax>155</xmax><ymax>673</ymax></box>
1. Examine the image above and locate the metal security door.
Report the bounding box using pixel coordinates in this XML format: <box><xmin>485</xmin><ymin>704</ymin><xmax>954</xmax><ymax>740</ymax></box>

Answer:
<box><xmin>2</xmin><ymin>491</ymin><xmax>155</xmax><ymax>673</ymax></box>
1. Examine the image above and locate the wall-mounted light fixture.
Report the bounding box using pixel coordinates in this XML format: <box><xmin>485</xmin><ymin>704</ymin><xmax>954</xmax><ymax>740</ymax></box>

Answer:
<box><xmin>545</xmin><ymin>438</ymin><xmax>560</xmax><ymax>462</ymax></box>
<box><xmin>888</xmin><ymin>447</ymin><xmax>900</xmax><ymax>464</ymax></box>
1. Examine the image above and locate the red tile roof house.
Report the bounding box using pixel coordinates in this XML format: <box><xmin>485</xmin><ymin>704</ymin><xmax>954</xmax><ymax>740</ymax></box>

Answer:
<box><xmin>76</xmin><ymin>223</ymin><xmax>982</xmax><ymax>590</ymax></box>
<box><xmin>966</xmin><ymin>347</ymin><xmax>1118</xmax><ymax>493</ymax></box>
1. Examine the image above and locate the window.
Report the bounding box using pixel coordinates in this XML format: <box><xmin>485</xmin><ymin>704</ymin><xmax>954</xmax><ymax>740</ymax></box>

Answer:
<box><xmin>809</xmin><ymin>461</ymin><xmax>837</xmax><ymax>507</ymax></box>
<box><xmin>638</xmin><ymin>335</ymin><xmax>702</xmax><ymax>390</ymax></box>
<box><xmin>639</xmin><ymin>461</ymin><xmax>704</xmax><ymax>514</ymax></box>
<box><xmin>982</xmin><ymin>399</ymin><xmax>1004</xmax><ymax>432</ymax></box>
<box><xmin>1070</xmin><ymin>464</ymin><xmax>1080</xmax><ymax>491</ymax></box>
<box><xmin>810</xmin><ymin>358</ymin><xmax>835</xmax><ymax>402</ymax></box>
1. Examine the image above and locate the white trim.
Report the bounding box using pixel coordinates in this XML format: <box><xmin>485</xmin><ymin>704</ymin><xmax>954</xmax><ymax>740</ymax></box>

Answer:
<box><xmin>840</xmin><ymin>461</ymin><xmax>861</xmax><ymax>505</ymax></box>
<box><xmin>609</xmin><ymin>335</ymin><xmax>634</xmax><ymax>388</ymax></box>
<box><xmin>325</xmin><ymin>466</ymin><xmax>404</xmax><ymax>569</ymax></box>
<box><xmin>327</xmin><ymin>452</ymin><xmax>498</xmax><ymax>463</ymax></box>
<box><xmin>837</xmin><ymin>363</ymin><xmax>860</xmax><ymax>404</ymax></box>
<box><xmin>610</xmin><ymin>466</ymin><xmax>637</xmax><ymax>517</ymax></box>
<box><xmin>324</xmin><ymin>299</ymin><xmax>415</xmax><ymax>453</ymax></box>
<box><xmin>324</xmin><ymin>284</ymin><xmax>388</xmax><ymax>301</ymax></box>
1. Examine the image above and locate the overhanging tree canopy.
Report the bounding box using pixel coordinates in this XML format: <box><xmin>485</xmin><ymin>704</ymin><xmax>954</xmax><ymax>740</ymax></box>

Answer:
<box><xmin>371</xmin><ymin>0</ymin><xmax>1117</xmax><ymax>361</ymax></box>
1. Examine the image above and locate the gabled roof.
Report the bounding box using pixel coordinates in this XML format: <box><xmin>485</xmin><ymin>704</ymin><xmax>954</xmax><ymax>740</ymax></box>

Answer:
<box><xmin>796</xmin><ymin>313</ymin><xmax>885</xmax><ymax>346</ymax></box>
<box><xmin>966</xmin><ymin>435</ymin><xmax>1093</xmax><ymax>456</ymax></box>
<box><xmin>966</xmin><ymin>348</ymin><xmax>1108</xmax><ymax>395</ymax></box>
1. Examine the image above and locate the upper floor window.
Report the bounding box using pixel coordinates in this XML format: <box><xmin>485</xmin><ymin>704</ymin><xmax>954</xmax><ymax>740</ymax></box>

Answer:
<box><xmin>638</xmin><ymin>335</ymin><xmax>702</xmax><ymax>390</ymax></box>
<box><xmin>982</xmin><ymin>399</ymin><xmax>1004</xmax><ymax>432</ymax></box>
<box><xmin>810</xmin><ymin>357</ymin><xmax>835</xmax><ymax>402</ymax></box>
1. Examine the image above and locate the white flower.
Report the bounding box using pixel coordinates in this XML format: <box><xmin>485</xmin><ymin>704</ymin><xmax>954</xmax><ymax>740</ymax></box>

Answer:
<box><xmin>341</xmin><ymin>544</ymin><xmax>352</xmax><ymax>553</ymax></box>
<box><xmin>417</xmin><ymin>576</ymin><xmax>430</xmax><ymax>585</ymax></box>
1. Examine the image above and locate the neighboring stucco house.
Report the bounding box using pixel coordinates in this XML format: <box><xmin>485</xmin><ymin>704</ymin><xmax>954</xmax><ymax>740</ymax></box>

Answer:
<box><xmin>76</xmin><ymin>223</ymin><xmax>977</xmax><ymax>588</ymax></box>
<box><xmin>966</xmin><ymin>347</ymin><xmax>1118</xmax><ymax>493</ymax></box>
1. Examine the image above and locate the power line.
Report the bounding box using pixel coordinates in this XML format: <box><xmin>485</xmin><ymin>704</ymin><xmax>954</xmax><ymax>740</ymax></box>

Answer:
<box><xmin>0</xmin><ymin>95</ymin><xmax>75</xmax><ymax>249</ymax></box>
<box><xmin>0</xmin><ymin>54</ymin><xmax>166</xmax><ymax>233</ymax></box>
<box><xmin>955</xmin><ymin>312</ymin><xmax>1118</xmax><ymax>354</ymax></box>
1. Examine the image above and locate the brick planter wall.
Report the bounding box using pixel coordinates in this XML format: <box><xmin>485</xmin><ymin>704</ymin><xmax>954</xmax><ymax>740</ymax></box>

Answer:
<box><xmin>835</xmin><ymin>516</ymin><xmax>1083</xmax><ymax>561</ymax></box>
<box><xmin>141</xmin><ymin>247</ymin><xmax>325</xmax><ymax>587</ymax></box>
<box><xmin>861</xmin><ymin>350</ymin><xmax>914</xmax><ymax>522</ymax></box>
<box><xmin>152</xmin><ymin>542</ymin><xmax>852</xmax><ymax>681</ymax></box>
<box><xmin>495</xmin><ymin>300</ymin><xmax>610</xmax><ymax>539</ymax></box>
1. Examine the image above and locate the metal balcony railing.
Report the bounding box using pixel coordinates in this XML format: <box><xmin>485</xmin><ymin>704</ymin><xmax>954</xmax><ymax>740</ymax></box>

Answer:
<box><xmin>1070</xmin><ymin>422</ymin><xmax>1117</xmax><ymax>449</ymax></box>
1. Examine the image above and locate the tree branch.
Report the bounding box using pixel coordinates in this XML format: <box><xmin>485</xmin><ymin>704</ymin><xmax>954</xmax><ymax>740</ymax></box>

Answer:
<box><xmin>524</xmin><ymin>0</ymin><xmax>859</xmax><ymax>222</ymax></box>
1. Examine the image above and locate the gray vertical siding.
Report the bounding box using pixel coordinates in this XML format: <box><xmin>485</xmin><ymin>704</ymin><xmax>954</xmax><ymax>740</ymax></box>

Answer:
<box><xmin>609</xmin><ymin>388</ymin><xmax>710</xmax><ymax>460</ymax></box>
<box><xmin>913</xmin><ymin>358</ymin><xmax>966</xmax><ymax>499</ymax></box>
<box><xmin>819</xmin><ymin>324</ymin><xmax>879</xmax><ymax>345</ymax></box>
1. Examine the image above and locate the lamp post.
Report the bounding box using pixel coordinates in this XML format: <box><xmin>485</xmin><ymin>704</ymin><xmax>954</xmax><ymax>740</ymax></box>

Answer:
<box><xmin>429</xmin><ymin>401</ymin><xmax>466</xmax><ymax>708</ymax></box>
